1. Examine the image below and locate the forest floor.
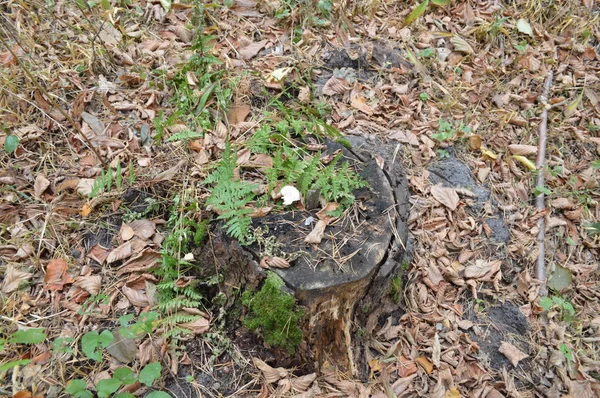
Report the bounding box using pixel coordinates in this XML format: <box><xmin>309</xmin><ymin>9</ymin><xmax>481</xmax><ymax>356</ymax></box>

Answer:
<box><xmin>1</xmin><ymin>0</ymin><xmax>600</xmax><ymax>397</ymax></box>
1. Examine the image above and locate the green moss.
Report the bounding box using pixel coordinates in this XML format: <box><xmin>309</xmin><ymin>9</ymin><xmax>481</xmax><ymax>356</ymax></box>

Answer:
<box><xmin>335</xmin><ymin>137</ymin><xmax>352</xmax><ymax>149</ymax></box>
<box><xmin>242</xmin><ymin>272</ymin><xmax>304</xmax><ymax>353</ymax></box>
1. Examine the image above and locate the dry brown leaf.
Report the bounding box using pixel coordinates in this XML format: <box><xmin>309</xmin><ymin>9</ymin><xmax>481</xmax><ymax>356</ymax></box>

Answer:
<box><xmin>88</xmin><ymin>243</ymin><xmax>110</xmax><ymax>264</ymax></box>
<box><xmin>34</xmin><ymin>174</ymin><xmax>50</xmax><ymax>199</ymax></box>
<box><xmin>122</xmin><ymin>285</ymin><xmax>149</xmax><ymax>307</ymax></box>
<box><xmin>508</xmin><ymin>144</ymin><xmax>537</xmax><ymax>156</ymax></box>
<box><xmin>76</xmin><ymin>179</ymin><xmax>95</xmax><ymax>197</ymax></box>
<box><xmin>239</xmin><ymin>39</ymin><xmax>267</xmax><ymax>60</ymax></box>
<box><xmin>74</xmin><ymin>275</ymin><xmax>102</xmax><ymax>295</ymax></box>
<box><xmin>264</xmin><ymin>256</ymin><xmax>290</xmax><ymax>269</ymax></box>
<box><xmin>227</xmin><ymin>104</ymin><xmax>251</xmax><ymax>125</ymax></box>
<box><xmin>350</xmin><ymin>94</ymin><xmax>374</xmax><ymax>115</ymax></box>
<box><xmin>464</xmin><ymin>259</ymin><xmax>501</xmax><ymax>279</ymax></box>
<box><xmin>469</xmin><ymin>135</ymin><xmax>482</xmax><ymax>151</ymax></box>
<box><xmin>180</xmin><ymin>316</ymin><xmax>210</xmax><ymax>334</ymax></box>
<box><xmin>430</xmin><ymin>185</ymin><xmax>460</xmax><ymax>211</ymax></box>
<box><xmin>392</xmin><ymin>374</ymin><xmax>417</xmax><ymax>395</ymax></box>
<box><xmin>253</xmin><ymin>358</ymin><xmax>288</xmax><ymax>384</ymax></box>
<box><xmin>120</xmin><ymin>224</ymin><xmax>135</xmax><ymax>241</ymax></box>
<box><xmin>129</xmin><ymin>220</ymin><xmax>156</xmax><ymax>240</ymax></box>
<box><xmin>322</xmin><ymin>76</ymin><xmax>350</xmax><ymax>96</ymax></box>
<box><xmin>550</xmin><ymin>197</ymin><xmax>576</xmax><ymax>210</ymax></box>
<box><xmin>305</xmin><ymin>220</ymin><xmax>327</xmax><ymax>244</ymax></box>
<box><xmin>292</xmin><ymin>373</ymin><xmax>317</xmax><ymax>392</ymax></box>
<box><xmin>106</xmin><ymin>242</ymin><xmax>133</xmax><ymax>264</ymax></box>
<box><xmin>44</xmin><ymin>259</ymin><xmax>73</xmax><ymax>291</ymax></box>
<box><xmin>106</xmin><ymin>329</ymin><xmax>137</xmax><ymax>363</ymax></box>
<box><xmin>498</xmin><ymin>341</ymin><xmax>528</xmax><ymax>366</ymax></box>
<box><xmin>152</xmin><ymin>160</ymin><xmax>186</xmax><ymax>182</ymax></box>
<box><xmin>2</xmin><ymin>264</ymin><xmax>32</xmax><ymax>294</ymax></box>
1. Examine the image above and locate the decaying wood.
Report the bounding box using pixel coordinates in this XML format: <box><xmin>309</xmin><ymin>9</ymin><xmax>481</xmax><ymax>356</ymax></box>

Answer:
<box><xmin>535</xmin><ymin>71</ymin><xmax>554</xmax><ymax>295</ymax></box>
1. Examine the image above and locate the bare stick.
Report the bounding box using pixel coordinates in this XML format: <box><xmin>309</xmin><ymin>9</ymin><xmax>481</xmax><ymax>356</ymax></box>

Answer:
<box><xmin>0</xmin><ymin>31</ymin><xmax>107</xmax><ymax>168</ymax></box>
<box><xmin>535</xmin><ymin>71</ymin><xmax>554</xmax><ymax>295</ymax></box>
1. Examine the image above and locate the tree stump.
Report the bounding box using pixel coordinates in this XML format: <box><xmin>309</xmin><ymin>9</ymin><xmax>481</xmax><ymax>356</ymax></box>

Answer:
<box><xmin>197</xmin><ymin>137</ymin><xmax>409</xmax><ymax>377</ymax></box>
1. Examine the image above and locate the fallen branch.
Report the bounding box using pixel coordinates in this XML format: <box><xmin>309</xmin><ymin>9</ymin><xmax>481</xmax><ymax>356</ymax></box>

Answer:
<box><xmin>535</xmin><ymin>71</ymin><xmax>554</xmax><ymax>296</ymax></box>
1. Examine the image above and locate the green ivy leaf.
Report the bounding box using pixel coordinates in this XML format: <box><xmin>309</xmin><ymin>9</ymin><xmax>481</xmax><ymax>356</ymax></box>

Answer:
<box><xmin>539</xmin><ymin>297</ymin><xmax>553</xmax><ymax>311</ymax></box>
<box><xmin>146</xmin><ymin>392</ymin><xmax>172</xmax><ymax>398</ymax></box>
<box><xmin>81</xmin><ymin>330</ymin><xmax>114</xmax><ymax>361</ymax></box>
<box><xmin>4</xmin><ymin>135</ymin><xmax>19</xmax><ymax>154</ymax></box>
<box><xmin>9</xmin><ymin>328</ymin><xmax>46</xmax><ymax>344</ymax></box>
<box><xmin>0</xmin><ymin>359</ymin><xmax>31</xmax><ymax>372</ymax></box>
<box><xmin>97</xmin><ymin>377</ymin><xmax>122</xmax><ymax>398</ymax></box>
<box><xmin>113</xmin><ymin>367</ymin><xmax>136</xmax><ymax>385</ymax></box>
<box><xmin>403</xmin><ymin>0</ymin><xmax>429</xmax><ymax>27</ymax></box>
<box><xmin>65</xmin><ymin>379</ymin><xmax>87</xmax><ymax>394</ymax></box>
<box><xmin>139</xmin><ymin>362</ymin><xmax>162</xmax><ymax>386</ymax></box>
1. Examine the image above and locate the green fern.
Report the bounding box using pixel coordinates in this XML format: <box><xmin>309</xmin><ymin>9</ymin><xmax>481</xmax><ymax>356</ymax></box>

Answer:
<box><xmin>204</xmin><ymin>145</ymin><xmax>258</xmax><ymax>243</ymax></box>
<box><xmin>313</xmin><ymin>154</ymin><xmax>369</xmax><ymax>211</ymax></box>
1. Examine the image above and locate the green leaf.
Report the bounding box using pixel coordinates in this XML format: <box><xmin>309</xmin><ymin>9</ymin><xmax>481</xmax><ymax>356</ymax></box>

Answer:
<box><xmin>417</xmin><ymin>48</ymin><xmax>434</xmax><ymax>58</ymax></box>
<box><xmin>591</xmin><ymin>160</ymin><xmax>600</xmax><ymax>169</ymax></box>
<box><xmin>539</xmin><ymin>297</ymin><xmax>553</xmax><ymax>311</ymax></box>
<box><xmin>114</xmin><ymin>394</ymin><xmax>136</xmax><ymax>398</ymax></box>
<box><xmin>533</xmin><ymin>186</ymin><xmax>552</xmax><ymax>196</ymax></box>
<box><xmin>0</xmin><ymin>359</ymin><xmax>31</xmax><ymax>372</ymax></box>
<box><xmin>563</xmin><ymin>301</ymin><xmax>576</xmax><ymax>316</ymax></box>
<box><xmin>113</xmin><ymin>367</ymin><xmax>136</xmax><ymax>385</ymax></box>
<box><xmin>4</xmin><ymin>135</ymin><xmax>19</xmax><ymax>153</ymax></box>
<box><xmin>146</xmin><ymin>391</ymin><xmax>172</xmax><ymax>398</ymax></box>
<box><xmin>160</xmin><ymin>0</ymin><xmax>171</xmax><ymax>13</ymax></box>
<box><xmin>139</xmin><ymin>362</ymin><xmax>162</xmax><ymax>386</ymax></box>
<box><xmin>81</xmin><ymin>330</ymin><xmax>114</xmax><ymax>361</ymax></box>
<box><xmin>9</xmin><ymin>328</ymin><xmax>46</xmax><ymax>344</ymax></box>
<box><xmin>97</xmin><ymin>377</ymin><xmax>122</xmax><ymax>398</ymax></box>
<box><xmin>65</xmin><ymin>379</ymin><xmax>88</xmax><ymax>394</ymax></box>
<box><xmin>403</xmin><ymin>0</ymin><xmax>429</xmax><ymax>27</ymax></box>
<box><xmin>516</xmin><ymin>18</ymin><xmax>533</xmax><ymax>37</ymax></box>
<box><xmin>564</xmin><ymin>90</ymin><xmax>584</xmax><ymax>118</ymax></box>
<box><xmin>431</xmin><ymin>0</ymin><xmax>450</xmax><ymax>5</ymax></box>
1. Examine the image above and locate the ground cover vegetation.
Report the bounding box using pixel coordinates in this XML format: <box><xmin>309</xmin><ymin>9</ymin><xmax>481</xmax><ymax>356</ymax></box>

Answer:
<box><xmin>1</xmin><ymin>0</ymin><xmax>600</xmax><ymax>396</ymax></box>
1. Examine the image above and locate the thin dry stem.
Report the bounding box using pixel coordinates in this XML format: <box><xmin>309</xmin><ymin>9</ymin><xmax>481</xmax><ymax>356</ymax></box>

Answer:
<box><xmin>535</xmin><ymin>70</ymin><xmax>554</xmax><ymax>295</ymax></box>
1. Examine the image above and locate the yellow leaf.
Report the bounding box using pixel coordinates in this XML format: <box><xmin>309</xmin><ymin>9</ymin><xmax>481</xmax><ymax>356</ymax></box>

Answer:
<box><xmin>415</xmin><ymin>356</ymin><xmax>434</xmax><ymax>373</ymax></box>
<box><xmin>445</xmin><ymin>386</ymin><xmax>461</xmax><ymax>398</ymax></box>
<box><xmin>512</xmin><ymin>155</ymin><xmax>536</xmax><ymax>171</ymax></box>
<box><xmin>81</xmin><ymin>203</ymin><xmax>93</xmax><ymax>217</ymax></box>
<box><xmin>481</xmin><ymin>148</ymin><xmax>498</xmax><ymax>160</ymax></box>
<box><xmin>564</xmin><ymin>90</ymin><xmax>583</xmax><ymax>117</ymax></box>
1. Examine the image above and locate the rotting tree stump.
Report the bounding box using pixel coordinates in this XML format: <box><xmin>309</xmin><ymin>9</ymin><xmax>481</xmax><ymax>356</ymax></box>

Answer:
<box><xmin>197</xmin><ymin>136</ymin><xmax>409</xmax><ymax>377</ymax></box>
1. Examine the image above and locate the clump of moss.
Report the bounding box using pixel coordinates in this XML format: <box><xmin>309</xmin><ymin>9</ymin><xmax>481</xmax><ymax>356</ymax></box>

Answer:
<box><xmin>242</xmin><ymin>272</ymin><xmax>304</xmax><ymax>354</ymax></box>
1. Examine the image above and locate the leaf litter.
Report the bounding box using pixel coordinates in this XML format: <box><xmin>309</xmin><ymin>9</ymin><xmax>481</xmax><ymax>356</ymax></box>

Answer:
<box><xmin>0</xmin><ymin>0</ymin><xmax>599</xmax><ymax>397</ymax></box>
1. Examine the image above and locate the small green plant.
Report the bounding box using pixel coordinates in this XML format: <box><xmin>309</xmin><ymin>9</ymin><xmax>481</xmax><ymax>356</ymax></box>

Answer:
<box><xmin>402</xmin><ymin>0</ymin><xmax>450</xmax><ymax>27</ymax></box>
<box><xmin>3</xmin><ymin>134</ymin><xmax>19</xmax><ymax>154</ymax></box>
<box><xmin>432</xmin><ymin>119</ymin><xmax>455</xmax><ymax>142</ymax></box>
<box><xmin>90</xmin><ymin>163</ymin><xmax>130</xmax><ymax>198</ymax></box>
<box><xmin>389</xmin><ymin>274</ymin><xmax>403</xmax><ymax>304</ymax></box>
<box><xmin>81</xmin><ymin>330</ymin><xmax>114</xmax><ymax>362</ymax></box>
<box><xmin>419</xmin><ymin>92</ymin><xmax>430</xmax><ymax>101</ymax></box>
<box><xmin>242</xmin><ymin>272</ymin><xmax>304</xmax><ymax>353</ymax></box>
<box><xmin>0</xmin><ymin>328</ymin><xmax>47</xmax><ymax>372</ymax></box>
<box><xmin>417</xmin><ymin>48</ymin><xmax>434</xmax><ymax>58</ymax></box>
<box><xmin>539</xmin><ymin>295</ymin><xmax>576</xmax><ymax>322</ymax></box>
<box><xmin>559</xmin><ymin>343</ymin><xmax>574</xmax><ymax>362</ymax></box>
<box><xmin>65</xmin><ymin>362</ymin><xmax>164</xmax><ymax>398</ymax></box>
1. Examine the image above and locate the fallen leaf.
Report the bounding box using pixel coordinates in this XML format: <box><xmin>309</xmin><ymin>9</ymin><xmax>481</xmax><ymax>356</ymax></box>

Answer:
<box><xmin>87</xmin><ymin>243</ymin><xmax>111</xmax><ymax>264</ymax></box>
<box><xmin>264</xmin><ymin>256</ymin><xmax>290</xmax><ymax>269</ymax></box>
<box><xmin>180</xmin><ymin>315</ymin><xmax>210</xmax><ymax>334</ymax></box>
<box><xmin>106</xmin><ymin>329</ymin><xmax>137</xmax><ymax>363</ymax></box>
<box><xmin>464</xmin><ymin>259</ymin><xmax>501</xmax><ymax>279</ymax></box>
<box><xmin>322</xmin><ymin>76</ymin><xmax>350</xmax><ymax>96</ymax></box>
<box><xmin>498</xmin><ymin>341</ymin><xmax>529</xmax><ymax>366</ymax></box>
<box><xmin>397</xmin><ymin>356</ymin><xmax>418</xmax><ymax>377</ymax></box>
<box><xmin>34</xmin><ymin>174</ymin><xmax>50</xmax><ymax>199</ymax></box>
<box><xmin>106</xmin><ymin>242</ymin><xmax>133</xmax><ymax>264</ymax></box>
<box><xmin>351</xmin><ymin>94</ymin><xmax>374</xmax><ymax>115</ymax></box>
<box><xmin>253</xmin><ymin>358</ymin><xmax>288</xmax><ymax>384</ymax></box>
<box><xmin>44</xmin><ymin>259</ymin><xmax>73</xmax><ymax>291</ymax></box>
<box><xmin>445</xmin><ymin>386</ymin><xmax>461</xmax><ymax>398</ymax></box>
<box><xmin>121</xmin><ymin>224</ymin><xmax>135</xmax><ymax>241</ymax></box>
<box><xmin>2</xmin><ymin>264</ymin><xmax>32</xmax><ymax>294</ymax></box>
<box><xmin>74</xmin><ymin>275</ymin><xmax>102</xmax><ymax>295</ymax></box>
<box><xmin>415</xmin><ymin>356</ymin><xmax>434</xmax><ymax>373</ymax></box>
<box><xmin>292</xmin><ymin>373</ymin><xmax>316</xmax><ymax>392</ymax></box>
<box><xmin>508</xmin><ymin>144</ymin><xmax>537</xmax><ymax>156</ymax></box>
<box><xmin>238</xmin><ymin>39</ymin><xmax>267</xmax><ymax>60</ymax></box>
<box><xmin>468</xmin><ymin>135</ymin><xmax>482</xmax><ymax>150</ymax></box>
<box><xmin>512</xmin><ymin>155</ymin><xmax>536</xmax><ymax>171</ymax></box>
<box><xmin>451</xmin><ymin>35</ymin><xmax>474</xmax><ymax>54</ymax></box>
<box><xmin>516</xmin><ymin>18</ymin><xmax>533</xmax><ymax>36</ymax></box>
<box><xmin>129</xmin><ymin>220</ymin><xmax>156</xmax><ymax>240</ymax></box>
<box><xmin>122</xmin><ymin>285</ymin><xmax>149</xmax><ymax>307</ymax></box>
<box><xmin>227</xmin><ymin>103</ymin><xmax>251</xmax><ymax>125</ymax></box>
<box><xmin>77</xmin><ymin>179</ymin><xmax>96</xmax><ymax>196</ymax></box>
<box><xmin>305</xmin><ymin>220</ymin><xmax>327</xmax><ymax>244</ymax></box>
<box><xmin>430</xmin><ymin>185</ymin><xmax>460</xmax><ymax>210</ymax></box>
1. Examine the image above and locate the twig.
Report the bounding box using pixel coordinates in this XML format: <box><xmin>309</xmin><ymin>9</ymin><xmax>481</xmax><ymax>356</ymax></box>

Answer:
<box><xmin>535</xmin><ymin>71</ymin><xmax>554</xmax><ymax>296</ymax></box>
<box><xmin>0</xmin><ymin>31</ymin><xmax>107</xmax><ymax>168</ymax></box>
